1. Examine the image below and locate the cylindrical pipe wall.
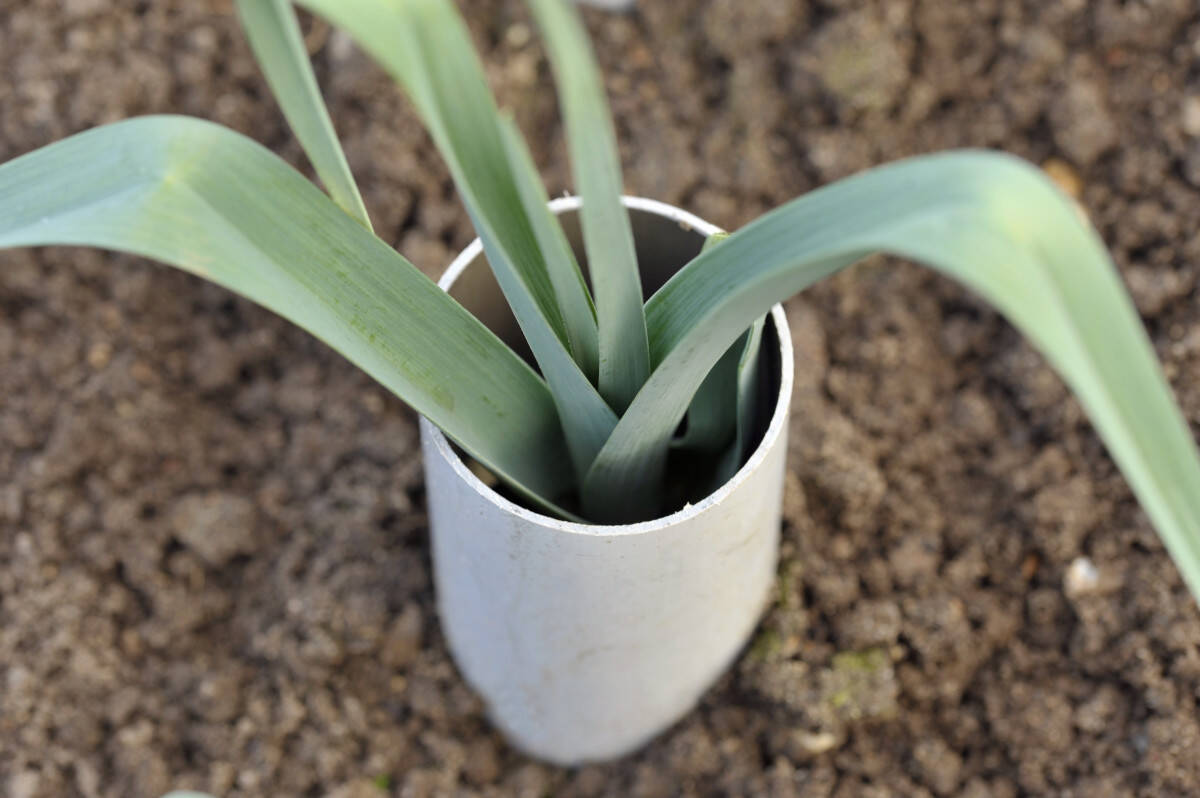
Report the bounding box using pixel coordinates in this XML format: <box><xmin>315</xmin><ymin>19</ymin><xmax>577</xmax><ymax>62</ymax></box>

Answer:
<box><xmin>419</xmin><ymin>197</ymin><xmax>793</xmax><ymax>764</ymax></box>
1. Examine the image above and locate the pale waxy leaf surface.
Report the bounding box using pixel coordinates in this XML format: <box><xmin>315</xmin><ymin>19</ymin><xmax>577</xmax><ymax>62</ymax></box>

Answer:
<box><xmin>673</xmin><ymin>232</ymin><xmax>737</xmax><ymax>455</ymax></box>
<box><xmin>583</xmin><ymin>151</ymin><xmax>1200</xmax><ymax>606</ymax></box>
<box><xmin>712</xmin><ymin>313</ymin><xmax>767</xmax><ymax>489</ymax></box>
<box><xmin>671</xmin><ymin>327</ymin><xmax>744</xmax><ymax>455</ymax></box>
<box><xmin>298</xmin><ymin>0</ymin><xmax>617</xmax><ymax>479</ymax></box>
<box><xmin>235</xmin><ymin>0</ymin><xmax>371</xmax><ymax>229</ymax></box>
<box><xmin>525</xmin><ymin>0</ymin><xmax>650</xmax><ymax>412</ymax></box>
<box><xmin>498</xmin><ymin>115</ymin><xmax>600</xmax><ymax>383</ymax></box>
<box><xmin>0</xmin><ymin>116</ymin><xmax>578</xmax><ymax>515</ymax></box>
<box><xmin>673</xmin><ymin>232</ymin><xmax>764</xmax><ymax>462</ymax></box>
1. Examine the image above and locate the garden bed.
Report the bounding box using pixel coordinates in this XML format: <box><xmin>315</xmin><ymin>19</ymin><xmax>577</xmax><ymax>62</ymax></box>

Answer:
<box><xmin>1</xmin><ymin>0</ymin><xmax>1198</xmax><ymax>795</ymax></box>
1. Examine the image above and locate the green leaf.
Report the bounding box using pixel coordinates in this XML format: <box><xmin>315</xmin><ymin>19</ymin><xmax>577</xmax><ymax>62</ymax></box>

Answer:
<box><xmin>673</xmin><ymin>231</ymin><xmax>744</xmax><ymax>457</ymax></box>
<box><xmin>672</xmin><ymin>328</ymin><xmax>743</xmax><ymax>455</ymax></box>
<box><xmin>235</xmin><ymin>0</ymin><xmax>371</xmax><ymax>230</ymax></box>
<box><xmin>525</xmin><ymin>0</ymin><xmax>650</xmax><ymax>412</ymax></box>
<box><xmin>297</xmin><ymin>0</ymin><xmax>617</xmax><ymax>480</ymax></box>
<box><xmin>712</xmin><ymin>314</ymin><xmax>767</xmax><ymax>488</ymax></box>
<box><xmin>498</xmin><ymin>114</ymin><xmax>599</xmax><ymax>383</ymax></box>
<box><xmin>583</xmin><ymin>150</ymin><xmax>1200</xmax><ymax>607</ymax></box>
<box><xmin>0</xmin><ymin>116</ymin><xmax>578</xmax><ymax>517</ymax></box>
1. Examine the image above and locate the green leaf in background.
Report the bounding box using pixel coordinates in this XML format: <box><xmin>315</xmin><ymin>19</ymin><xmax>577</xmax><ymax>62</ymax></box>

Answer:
<box><xmin>298</xmin><ymin>0</ymin><xmax>617</xmax><ymax>480</ymax></box>
<box><xmin>234</xmin><ymin>0</ymin><xmax>372</xmax><ymax>230</ymax></box>
<box><xmin>0</xmin><ymin>116</ymin><xmax>579</xmax><ymax>517</ymax></box>
<box><xmin>583</xmin><ymin>151</ymin><xmax>1200</xmax><ymax>606</ymax></box>
<box><xmin>525</xmin><ymin>0</ymin><xmax>650</xmax><ymax>412</ymax></box>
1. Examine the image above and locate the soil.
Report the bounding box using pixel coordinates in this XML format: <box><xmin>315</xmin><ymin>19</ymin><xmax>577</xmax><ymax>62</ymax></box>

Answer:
<box><xmin>2</xmin><ymin>0</ymin><xmax>1200</xmax><ymax>796</ymax></box>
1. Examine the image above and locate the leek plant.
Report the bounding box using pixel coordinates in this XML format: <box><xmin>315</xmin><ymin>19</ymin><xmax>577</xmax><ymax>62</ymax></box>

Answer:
<box><xmin>2</xmin><ymin>0</ymin><xmax>1199</xmax><ymax>599</ymax></box>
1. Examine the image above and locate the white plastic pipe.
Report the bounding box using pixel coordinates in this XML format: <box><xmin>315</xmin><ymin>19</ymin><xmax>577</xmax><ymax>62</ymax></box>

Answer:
<box><xmin>419</xmin><ymin>197</ymin><xmax>793</xmax><ymax>764</ymax></box>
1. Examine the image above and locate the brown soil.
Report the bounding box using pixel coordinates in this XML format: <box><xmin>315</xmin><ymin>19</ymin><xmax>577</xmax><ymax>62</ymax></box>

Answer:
<box><xmin>3</xmin><ymin>1</ymin><xmax>1200</xmax><ymax>796</ymax></box>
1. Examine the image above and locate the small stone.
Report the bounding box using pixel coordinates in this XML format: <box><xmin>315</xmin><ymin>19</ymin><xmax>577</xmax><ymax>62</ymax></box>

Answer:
<box><xmin>329</xmin><ymin>29</ymin><xmax>356</xmax><ymax>62</ymax></box>
<box><xmin>1182</xmin><ymin>96</ymin><xmax>1200</xmax><ymax>137</ymax></box>
<box><xmin>508</xmin><ymin>51</ymin><xmax>539</xmax><ymax>86</ymax></box>
<box><xmin>170</xmin><ymin>492</ymin><xmax>259</xmax><ymax>567</ymax></box>
<box><xmin>794</xmin><ymin>730</ymin><xmax>839</xmax><ymax>755</ymax></box>
<box><xmin>504</xmin><ymin>23</ymin><xmax>531</xmax><ymax>49</ymax></box>
<box><xmin>1063</xmin><ymin>556</ymin><xmax>1100</xmax><ymax>597</ymax></box>
<box><xmin>86</xmin><ymin>341</ymin><xmax>112</xmax><ymax>369</ymax></box>
<box><xmin>9</xmin><ymin>769</ymin><xmax>40</xmax><ymax>798</ymax></box>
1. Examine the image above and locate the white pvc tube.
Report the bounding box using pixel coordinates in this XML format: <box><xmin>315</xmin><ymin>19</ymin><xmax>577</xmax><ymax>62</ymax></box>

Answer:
<box><xmin>418</xmin><ymin>197</ymin><xmax>793</xmax><ymax>764</ymax></box>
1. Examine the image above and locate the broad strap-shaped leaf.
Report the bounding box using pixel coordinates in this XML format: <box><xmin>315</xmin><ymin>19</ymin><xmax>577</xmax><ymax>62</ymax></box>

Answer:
<box><xmin>525</xmin><ymin>0</ymin><xmax>650</xmax><ymax>412</ymax></box>
<box><xmin>297</xmin><ymin>0</ymin><xmax>617</xmax><ymax>479</ymax></box>
<box><xmin>712</xmin><ymin>314</ymin><xmax>767</xmax><ymax>489</ymax></box>
<box><xmin>672</xmin><ymin>328</ymin><xmax>744</xmax><ymax>455</ymax></box>
<box><xmin>583</xmin><ymin>151</ymin><xmax>1200</xmax><ymax>607</ymax></box>
<box><xmin>499</xmin><ymin>115</ymin><xmax>599</xmax><ymax>383</ymax></box>
<box><xmin>672</xmin><ymin>232</ymin><xmax>758</xmax><ymax>458</ymax></box>
<box><xmin>235</xmin><ymin>0</ymin><xmax>372</xmax><ymax>229</ymax></box>
<box><xmin>0</xmin><ymin>116</ymin><xmax>578</xmax><ymax>516</ymax></box>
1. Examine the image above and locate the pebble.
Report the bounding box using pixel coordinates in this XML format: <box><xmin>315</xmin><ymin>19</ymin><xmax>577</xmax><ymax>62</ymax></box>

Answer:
<box><xmin>1182</xmin><ymin>96</ymin><xmax>1200</xmax><ymax>137</ymax></box>
<box><xmin>9</xmin><ymin>770</ymin><xmax>40</xmax><ymax>798</ymax></box>
<box><xmin>329</xmin><ymin>29</ymin><xmax>355</xmax><ymax>62</ymax></box>
<box><xmin>504</xmin><ymin>23</ymin><xmax>531</xmax><ymax>49</ymax></box>
<box><xmin>1063</xmin><ymin>556</ymin><xmax>1100</xmax><ymax>597</ymax></box>
<box><xmin>86</xmin><ymin>341</ymin><xmax>112</xmax><ymax>369</ymax></box>
<box><xmin>795</xmin><ymin>730</ymin><xmax>839</xmax><ymax>755</ymax></box>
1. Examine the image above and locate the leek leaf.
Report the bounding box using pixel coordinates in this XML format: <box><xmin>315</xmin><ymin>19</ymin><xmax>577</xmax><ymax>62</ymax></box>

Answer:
<box><xmin>0</xmin><ymin>116</ymin><xmax>578</xmax><ymax>516</ymax></box>
<box><xmin>298</xmin><ymin>0</ymin><xmax>617</xmax><ymax>478</ymax></box>
<box><xmin>525</xmin><ymin>0</ymin><xmax>650</xmax><ymax>411</ymax></box>
<box><xmin>235</xmin><ymin>0</ymin><xmax>371</xmax><ymax>229</ymax></box>
<box><xmin>498</xmin><ymin>115</ymin><xmax>599</xmax><ymax>383</ymax></box>
<box><xmin>585</xmin><ymin>151</ymin><xmax>1200</xmax><ymax>608</ymax></box>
